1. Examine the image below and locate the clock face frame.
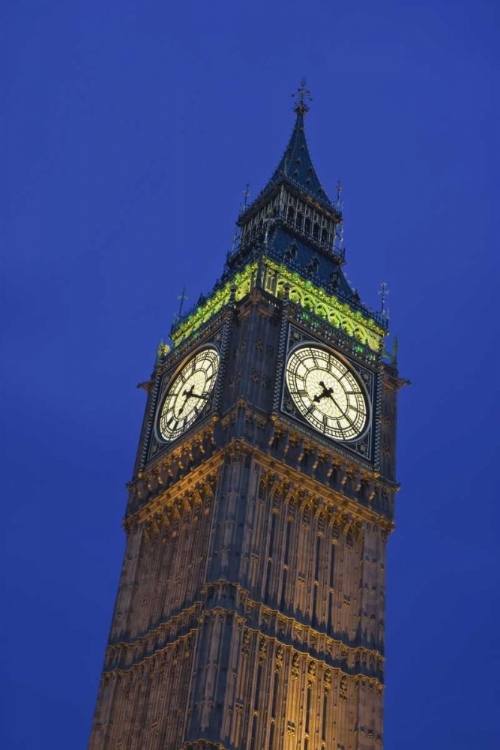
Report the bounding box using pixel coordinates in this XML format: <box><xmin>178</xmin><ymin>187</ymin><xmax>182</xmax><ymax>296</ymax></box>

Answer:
<box><xmin>157</xmin><ymin>346</ymin><xmax>220</xmax><ymax>443</ymax></box>
<box><xmin>285</xmin><ymin>344</ymin><xmax>370</xmax><ymax>442</ymax></box>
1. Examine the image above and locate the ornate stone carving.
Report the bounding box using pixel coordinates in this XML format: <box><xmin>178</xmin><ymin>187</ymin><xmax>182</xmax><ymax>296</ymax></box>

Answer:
<box><xmin>258</xmin><ymin>637</ymin><xmax>268</xmax><ymax>663</ymax></box>
<box><xmin>339</xmin><ymin>675</ymin><xmax>348</xmax><ymax>701</ymax></box>
<box><xmin>275</xmin><ymin>645</ymin><xmax>284</xmax><ymax>670</ymax></box>
<box><xmin>307</xmin><ymin>660</ymin><xmax>316</xmax><ymax>684</ymax></box>
<box><xmin>324</xmin><ymin>668</ymin><xmax>332</xmax><ymax>692</ymax></box>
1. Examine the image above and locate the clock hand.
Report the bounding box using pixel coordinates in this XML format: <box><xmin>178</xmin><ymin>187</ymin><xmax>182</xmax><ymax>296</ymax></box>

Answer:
<box><xmin>314</xmin><ymin>382</ymin><xmax>334</xmax><ymax>403</ymax></box>
<box><xmin>177</xmin><ymin>385</ymin><xmax>195</xmax><ymax>416</ymax></box>
<box><xmin>177</xmin><ymin>386</ymin><xmax>210</xmax><ymax>417</ymax></box>
<box><xmin>315</xmin><ymin>386</ymin><xmax>355</xmax><ymax>424</ymax></box>
<box><xmin>177</xmin><ymin>398</ymin><xmax>189</xmax><ymax>416</ymax></box>
<box><xmin>326</xmin><ymin>393</ymin><xmax>353</xmax><ymax>425</ymax></box>
<box><xmin>325</xmin><ymin>393</ymin><xmax>357</xmax><ymax>427</ymax></box>
<box><xmin>328</xmin><ymin>393</ymin><xmax>344</xmax><ymax>412</ymax></box>
<box><xmin>314</xmin><ymin>381</ymin><xmax>343</xmax><ymax>412</ymax></box>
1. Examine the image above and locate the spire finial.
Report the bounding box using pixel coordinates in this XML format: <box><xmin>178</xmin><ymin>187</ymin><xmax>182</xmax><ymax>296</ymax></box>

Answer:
<box><xmin>391</xmin><ymin>336</ymin><xmax>399</xmax><ymax>366</ymax></box>
<box><xmin>378</xmin><ymin>282</ymin><xmax>389</xmax><ymax>315</ymax></box>
<box><xmin>177</xmin><ymin>286</ymin><xmax>188</xmax><ymax>318</ymax></box>
<box><xmin>335</xmin><ymin>179</ymin><xmax>344</xmax><ymax>210</ymax></box>
<box><xmin>292</xmin><ymin>78</ymin><xmax>312</xmax><ymax>114</ymax></box>
<box><xmin>242</xmin><ymin>183</ymin><xmax>250</xmax><ymax>209</ymax></box>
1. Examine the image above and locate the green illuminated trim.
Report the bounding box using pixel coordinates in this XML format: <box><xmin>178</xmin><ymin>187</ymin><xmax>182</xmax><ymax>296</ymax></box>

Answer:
<box><xmin>262</xmin><ymin>259</ymin><xmax>385</xmax><ymax>351</ymax></box>
<box><xmin>171</xmin><ymin>258</ymin><xmax>385</xmax><ymax>351</ymax></box>
<box><xmin>171</xmin><ymin>263</ymin><xmax>258</xmax><ymax>345</ymax></box>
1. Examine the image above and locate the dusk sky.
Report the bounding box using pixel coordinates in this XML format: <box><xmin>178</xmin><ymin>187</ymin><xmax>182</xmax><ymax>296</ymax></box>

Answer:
<box><xmin>2</xmin><ymin>1</ymin><xmax>499</xmax><ymax>748</ymax></box>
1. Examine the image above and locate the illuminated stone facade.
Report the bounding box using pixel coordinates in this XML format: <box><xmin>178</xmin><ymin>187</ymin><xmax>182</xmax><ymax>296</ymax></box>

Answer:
<box><xmin>88</xmin><ymin>92</ymin><xmax>404</xmax><ymax>750</ymax></box>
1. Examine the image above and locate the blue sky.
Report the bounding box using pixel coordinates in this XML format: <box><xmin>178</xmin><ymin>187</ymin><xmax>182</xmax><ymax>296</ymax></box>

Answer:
<box><xmin>2</xmin><ymin>1</ymin><xmax>499</xmax><ymax>748</ymax></box>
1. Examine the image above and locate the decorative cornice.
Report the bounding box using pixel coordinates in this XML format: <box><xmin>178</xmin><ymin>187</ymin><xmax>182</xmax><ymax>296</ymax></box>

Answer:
<box><xmin>170</xmin><ymin>256</ymin><xmax>386</xmax><ymax>351</ymax></box>
<box><xmin>102</xmin><ymin>597</ymin><xmax>385</xmax><ymax>686</ymax></box>
<box><xmin>126</xmin><ymin>430</ymin><xmax>396</xmax><ymax>528</ymax></box>
<box><xmin>125</xmin><ymin>451</ymin><xmax>224</xmax><ymax>525</ymax></box>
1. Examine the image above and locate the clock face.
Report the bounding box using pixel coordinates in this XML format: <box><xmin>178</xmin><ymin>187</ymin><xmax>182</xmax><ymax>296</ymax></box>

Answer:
<box><xmin>285</xmin><ymin>345</ymin><xmax>369</xmax><ymax>441</ymax></box>
<box><xmin>158</xmin><ymin>347</ymin><xmax>220</xmax><ymax>442</ymax></box>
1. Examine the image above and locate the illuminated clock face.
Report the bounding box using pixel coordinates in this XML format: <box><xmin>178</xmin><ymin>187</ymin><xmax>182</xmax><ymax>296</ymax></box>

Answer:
<box><xmin>158</xmin><ymin>347</ymin><xmax>220</xmax><ymax>442</ymax></box>
<box><xmin>285</xmin><ymin>345</ymin><xmax>369</xmax><ymax>441</ymax></box>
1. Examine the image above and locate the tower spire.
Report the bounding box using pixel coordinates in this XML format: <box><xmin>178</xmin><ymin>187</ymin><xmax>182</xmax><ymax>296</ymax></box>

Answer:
<box><xmin>239</xmin><ymin>80</ymin><xmax>333</xmax><ymax>220</ymax></box>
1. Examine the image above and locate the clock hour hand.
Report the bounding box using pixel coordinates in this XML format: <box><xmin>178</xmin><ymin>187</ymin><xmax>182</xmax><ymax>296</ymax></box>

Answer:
<box><xmin>177</xmin><ymin>386</ymin><xmax>209</xmax><ymax>416</ymax></box>
<box><xmin>176</xmin><ymin>385</ymin><xmax>195</xmax><ymax>416</ymax></box>
<box><xmin>313</xmin><ymin>380</ymin><xmax>333</xmax><ymax>403</ymax></box>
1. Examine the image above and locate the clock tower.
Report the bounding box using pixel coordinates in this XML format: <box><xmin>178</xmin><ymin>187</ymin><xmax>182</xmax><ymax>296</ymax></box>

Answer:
<box><xmin>88</xmin><ymin>84</ymin><xmax>404</xmax><ymax>750</ymax></box>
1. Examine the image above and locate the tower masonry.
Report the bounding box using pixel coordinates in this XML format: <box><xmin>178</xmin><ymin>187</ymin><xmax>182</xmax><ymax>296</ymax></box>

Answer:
<box><xmin>89</xmin><ymin>86</ymin><xmax>406</xmax><ymax>750</ymax></box>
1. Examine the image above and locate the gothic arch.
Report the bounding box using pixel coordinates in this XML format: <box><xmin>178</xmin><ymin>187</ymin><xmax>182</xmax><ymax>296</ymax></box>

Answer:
<box><xmin>289</xmin><ymin>286</ymin><xmax>303</xmax><ymax>305</ymax></box>
<box><xmin>343</xmin><ymin>319</ymin><xmax>354</xmax><ymax>336</ymax></box>
<box><xmin>354</xmin><ymin>326</ymin><xmax>367</xmax><ymax>344</ymax></box>
<box><xmin>303</xmin><ymin>295</ymin><xmax>314</xmax><ymax>310</ymax></box>
<box><xmin>327</xmin><ymin>310</ymin><xmax>341</xmax><ymax>327</ymax></box>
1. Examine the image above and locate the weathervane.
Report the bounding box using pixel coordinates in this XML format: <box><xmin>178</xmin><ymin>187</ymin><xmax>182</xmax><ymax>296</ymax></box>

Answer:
<box><xmin>378</xmin><ymin>281</ymin><xmax>389</xmax><ymax>315</ymax></box>
<box><xmin>292</xmin><ymin>78</ymin><xmax>312</xmax><ymax>114</ymax></box>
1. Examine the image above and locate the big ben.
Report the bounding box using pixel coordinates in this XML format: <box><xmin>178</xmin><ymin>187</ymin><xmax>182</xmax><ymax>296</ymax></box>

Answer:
<box><xmin>88</xmin><ymin>82</ymin><xmax>405</xmax><ymax>750</ymax></box>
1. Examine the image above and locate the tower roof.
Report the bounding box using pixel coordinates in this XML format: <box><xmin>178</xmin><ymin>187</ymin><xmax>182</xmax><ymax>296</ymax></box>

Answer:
<box><xmin>239</xmin><ymin>88</ymin><xmax>335</xmax><ymax>224</ymax></box>
<box><xmin>266</xmin><ymin>108</ymin><xmax>332</xmax><ymax>204</ymax></box>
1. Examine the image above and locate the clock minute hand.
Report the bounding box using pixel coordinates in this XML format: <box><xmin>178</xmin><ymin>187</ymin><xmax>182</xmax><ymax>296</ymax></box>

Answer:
<box><xmin>188</xmin><ymin>391</ymin><xmax>209</xmax><ymax>401</ymax></box>
<box><xmin>326</xmin><ymin>391</ymin><xmax>345</xmax><ymax>414</ymax></box>
<box><xmin>325</xmin><ymin>392</ymin><xmax>356</xmax><ymax>427</ymax></box>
